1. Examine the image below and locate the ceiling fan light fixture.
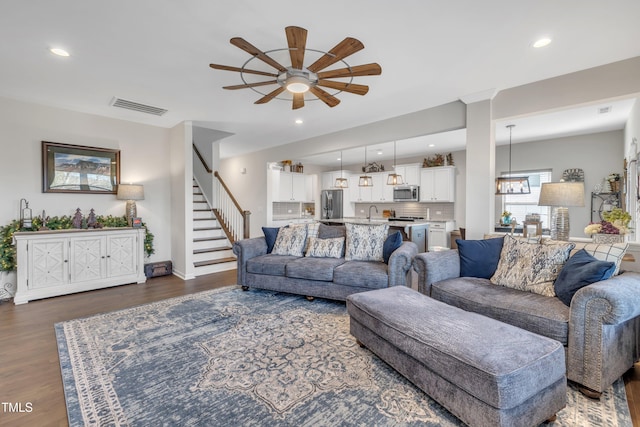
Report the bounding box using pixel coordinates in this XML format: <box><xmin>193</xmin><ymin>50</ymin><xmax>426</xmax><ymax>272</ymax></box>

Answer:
<box><xmin>285</xmin><ymin>76</ymin><xmax>310</xmax><ymax>93</ymax></box>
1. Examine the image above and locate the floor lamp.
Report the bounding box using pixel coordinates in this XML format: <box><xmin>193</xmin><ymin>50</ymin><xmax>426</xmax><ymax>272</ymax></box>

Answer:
<box><xmin>538</xmin><ymin>182</ymin><xmax>585</xmax><ymax>241</ymax></box>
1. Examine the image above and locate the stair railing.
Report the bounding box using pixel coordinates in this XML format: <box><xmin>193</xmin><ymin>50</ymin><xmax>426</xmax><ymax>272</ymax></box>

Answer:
<box><xmin>193</xmin><ymin>144</ymin><xmax>250</xmax><ymax>242</ymax></box>
<box><xmin>213</xmin><ymin>171</ymin><xmax>250</xmax><ymax>243</ymax></box>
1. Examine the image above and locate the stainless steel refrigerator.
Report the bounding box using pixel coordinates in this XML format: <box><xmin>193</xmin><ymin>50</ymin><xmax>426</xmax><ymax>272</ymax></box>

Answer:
<box><xmin>321</xmin><ymin>189</ymin><xmax>343</xmax><ymax>219</ymax></box>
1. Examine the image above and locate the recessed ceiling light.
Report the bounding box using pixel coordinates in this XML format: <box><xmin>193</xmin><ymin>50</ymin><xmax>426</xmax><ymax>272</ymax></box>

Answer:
<box><xmin>428</xmin><ymin>144</ymin><xmax>435</xmax><ymax>148</ymax></box>
<box><xmin>377</xmin><ymin>150</ymin><xmax>383</xmax><ymax>155</ymax></box>
<box><xmin>295</xmin><ymin>119</ymin><xmax>303</xmax><ymax>124</ymax></box>
<box><xmin>50</xmin><ymin>47</ymin><xmax>70</xmax><ymax>57</ymax></box>
<box><xmin>532</xmin><ymin>38</ymin><xmax>552</xmax><ymax>48</ymax></box>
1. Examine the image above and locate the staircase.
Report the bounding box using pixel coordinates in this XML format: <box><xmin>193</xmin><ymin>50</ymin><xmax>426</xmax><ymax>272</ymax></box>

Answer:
<box><xmin>192</xmin><ymin>180</ymin><xmax>236</xmax><ymax>275</ymax></box>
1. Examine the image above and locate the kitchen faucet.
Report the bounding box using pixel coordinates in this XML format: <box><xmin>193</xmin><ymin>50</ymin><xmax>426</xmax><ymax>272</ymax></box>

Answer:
<box><xmin>367</xmin><ymin>205</ymin><xmax>379</xmax><ymax>220</ymax></box>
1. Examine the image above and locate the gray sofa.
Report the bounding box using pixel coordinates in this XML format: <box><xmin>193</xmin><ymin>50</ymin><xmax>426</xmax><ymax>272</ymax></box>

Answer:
<box><xmin>233</xmin><ymin>236</ymin><xmax>418</xmax><ymax>301</ymax></box>
<box><xmin>412</xmin><ymin>249</ymin><xmax>640</xmax><ymax>397</ymax></box>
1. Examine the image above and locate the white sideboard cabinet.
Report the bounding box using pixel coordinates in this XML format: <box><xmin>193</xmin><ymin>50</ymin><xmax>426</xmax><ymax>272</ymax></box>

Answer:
<box><xmin>13</xmin><ymin>228</ymin><xmax>147</xmax><ymax>304</ymax></box>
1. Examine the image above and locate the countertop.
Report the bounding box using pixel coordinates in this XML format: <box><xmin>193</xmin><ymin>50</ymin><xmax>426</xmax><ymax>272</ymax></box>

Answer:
<box><xmin>320</xmin><ymin>218</ymin><xmax>434</xmax><ymax>228</ymax></box>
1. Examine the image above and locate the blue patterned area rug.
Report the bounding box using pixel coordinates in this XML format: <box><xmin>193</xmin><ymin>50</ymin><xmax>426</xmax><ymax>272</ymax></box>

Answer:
<box><xmin>55</xmin><ymin>286</ymin><xmax>632</xmax><ymax>426</ymax></box>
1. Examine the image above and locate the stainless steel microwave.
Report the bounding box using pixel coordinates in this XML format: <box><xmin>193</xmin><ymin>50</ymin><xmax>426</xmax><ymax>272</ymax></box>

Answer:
<box><xmin>393</xmin><ymin>185</ymin><xmax>420</xmax><ymax>202</ymax></box>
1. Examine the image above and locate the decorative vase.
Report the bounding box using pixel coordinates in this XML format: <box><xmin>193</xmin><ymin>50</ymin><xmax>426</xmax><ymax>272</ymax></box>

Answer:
<box><xmin>592</xmin><ymin>233</ymin><xmax>625</xmax><ymax>244</ymax></box>
<box><xmin>501</xmin><ymin>215</ymin><xmax>511</xmax><ymax>226</ymax></box>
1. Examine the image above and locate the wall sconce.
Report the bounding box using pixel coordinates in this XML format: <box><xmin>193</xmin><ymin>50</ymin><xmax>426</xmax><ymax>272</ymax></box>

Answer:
<box><xmin>116</xmin><ymin>184</ymin><xmax>145</xmax><ymax>226</ymax></box>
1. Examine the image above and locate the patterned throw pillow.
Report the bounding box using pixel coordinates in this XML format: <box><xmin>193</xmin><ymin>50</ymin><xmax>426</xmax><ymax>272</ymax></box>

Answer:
<box><xmin>289</xmin><ymin>222</ymin><xmax>320</xmax><ymax>251</ymax></box>
<box><xmin>272</xmin><ymin>226</ymin><xmax>307</xmax><ymax>257</ymax></box>
<box><xmin>305</xmin><ymin>237</ymin><xmax>345</xmax><ymax>258</ymax></box>
<box><xmin>490</xmin><ymin>235</ymin><xmax>574</xmax><ymax>297</ymax></box>
<box><xmin>545</xmin><ymin>240</ymin><xmax>628</xmax><ymax>276</ymax></box>
<box><xmin>344</xmin><ymin>223</ymin><xmax>389</xmax><ymax>262</ymax></box>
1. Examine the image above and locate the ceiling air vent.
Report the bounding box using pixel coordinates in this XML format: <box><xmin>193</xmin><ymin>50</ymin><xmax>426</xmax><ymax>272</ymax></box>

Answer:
<box><xmin>110</xmin><ymin>97</ymin><xmax>168</xmax><ymax>116</ymax></box>
<box><xmin>598</xmin><ymin>106</ymin><xmax>612</xmax><ymax>115</ymax></box>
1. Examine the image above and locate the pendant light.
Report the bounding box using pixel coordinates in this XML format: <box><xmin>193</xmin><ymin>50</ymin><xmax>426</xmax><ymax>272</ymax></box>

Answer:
<box><xmin>386</xmin><ymin>141</ymin><xmax>404</xmax><ymax>185</ymax></box>
<box><xmin>359</xmin><ymin>146</ymin><xmax>373</xmax><ymax>187</ymax></box>
<box><xmin>334</xmin><ymin>151</ymin><xmax>348</xmax><ymax>188</ymax></box>
<box><xmin>495</xmin><ymin>124</ymin><xmax>530</xmax><ymax>195</ymax></box>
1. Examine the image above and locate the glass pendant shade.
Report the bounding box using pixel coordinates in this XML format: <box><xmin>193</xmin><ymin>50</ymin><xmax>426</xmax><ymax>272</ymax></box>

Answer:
<box><xmin>387</xmin><ymin>141</ymin><xmax>404</xmax><ymax>185</ymax></box>
<box><xmin>334</xmin><ymin>151</ymin><xmax>349</xmax><ymax>188</ymax></box>
<box><xmin>496</xmin><ymin>125</ymin><xmax>530</xmax><ymax>195</ymax></box>
<box><xmin>359</xmin><ymin>146</ymin><xmax>373</xmax><ymax>187</ymax></box>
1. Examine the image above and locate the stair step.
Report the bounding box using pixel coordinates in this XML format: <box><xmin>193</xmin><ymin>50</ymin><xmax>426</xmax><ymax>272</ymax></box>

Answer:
<box><xmin>193</xmin><ymin>200</ymin><xmax>208</xmax><ymax>204</ymax></box>
<box><xmin>194</xmin><ymin>217</ymin><xmax>216</xmax><ymax>221</ymax></box>
<box><xmin>193</xmin><ymin>209</ymin><xmax>211</xmax><ymax>212</ymax></box>
<box><xmin>194</xmin><ymin>227</ymin><xmax>221</xmax><ymax>231</ymax></box>
<box><xmin>194</xmin><ymin>257</ymin><xmax>236</xmax><ymax>267</ymax></box>
<box><xmin>194</xmin><ymin>246</ymin><xmax>232</xmax><ymax>254</ymax></box>
<box><xmin>193</xmin><ymin>236</ymin><xmax>227</xmax><ymax>242</ymax></box>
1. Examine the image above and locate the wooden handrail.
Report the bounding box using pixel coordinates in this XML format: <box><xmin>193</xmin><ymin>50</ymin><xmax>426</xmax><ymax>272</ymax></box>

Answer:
<box><xmin>193</xmin><ymin>144</ymin><xmax>212</xmax><ymax>173</ymax></box>
<box><xmin>214</xmin><ymin>171</ymin><xmax>245</xmax><ymax>216</ymax></box>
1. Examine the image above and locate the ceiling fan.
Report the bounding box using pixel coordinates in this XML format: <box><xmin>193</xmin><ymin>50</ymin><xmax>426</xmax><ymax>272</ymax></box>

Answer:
<box><xmin>209</xmin><ymin>26</ymin><xmax>382</xmax><ymax>109</ymax></box>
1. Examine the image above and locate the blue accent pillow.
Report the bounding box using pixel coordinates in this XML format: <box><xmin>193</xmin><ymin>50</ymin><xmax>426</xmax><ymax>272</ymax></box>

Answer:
<box><xmin>457</xmin><ymin>237</ymin><xmax>504</xmax><ymax>279</ymax></box>
<box><xmin>262</xmin><ymin>226</ymin><xmax>284</xmax><ymax>254</ymax></box>
<box><xmin>383</xmin><ymin>231</ymin><xmax>403</xmax><ymax>264</ymax></box>
<box><xmin>554</xmin><ymin>249</ymin><xmax>616</xmax><ymax>306</ymax></box>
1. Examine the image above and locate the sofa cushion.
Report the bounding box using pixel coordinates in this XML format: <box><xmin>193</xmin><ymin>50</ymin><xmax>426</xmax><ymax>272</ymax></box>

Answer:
<box><xmin>262</xmin><ymin>226</ymin><xmax>284</xmax><ymax>254</ymax></box>
<box><xmin>545</xmin><ymin>240</ymin><xmax>628</xmax><ymax>276</ymax></box>
<box><xmin>290</xmin><ymin>222</ymin><xmax>320</xmax><ymax>252</ymax></box>
<box><xmin>272</xmin><ymin>226</ymin><xmax>307</xmax><ymax>257</ymax></box>
<box><xmin>431</xmin><ymin>277</ymin><xmax>570</xmax><ymax>345</ymax></box>
<box><xmin>457</xmin><ymin>236</ymin><xmax>504</xmax><ymax>279</ymax></box>
<box><xmin>334</xmin><ymin>261</ymin><xmax>388</xmax><ymax>289</ymax></box>
<box><xmin>383</xmin><ymin>231</ymin><xmax>403</xmax><ymax>264</ymax></box>
<box><xmin>318</xmin><ymin>223</ymin><xmax>346</xmax><ymax>239</ymax></box>
<box><xmin>554</xmin><ymin>249</ymin><xmax>616</xmax><ymax>306</ymax></box>
<box><xmin>491</xmin><ymin>236</ymin><xmax>574</xmax><ymax>297</ymax></box>
<box><xmin>345</xmin><ymin>223</ymin><xmax>389</xmax><ymax>262</ymax></box>
<box><xmin>305</xmin><ymin>236</ymin><xmax>345</xmax><ymax>258</ymax></box>
<box><xmin>286</xmin><ymin>257</ymin><xmax>346</xmax><ymax>281</ymax></box>
<box><xmin>246</xmin><ymin>254</ymin><xmax>300</xmax><ymax>276</ymax></box>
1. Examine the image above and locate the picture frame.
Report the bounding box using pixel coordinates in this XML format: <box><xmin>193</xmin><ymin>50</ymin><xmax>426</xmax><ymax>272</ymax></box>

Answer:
<box><xmin>42</xmin><ymin>141</ymin><xmax>120</xmax><ymax>194</ymax></box>
<box><xmin>131</xmin><ymin>217</ymin><xmax>142</xmax><ymax>228</ymax></box>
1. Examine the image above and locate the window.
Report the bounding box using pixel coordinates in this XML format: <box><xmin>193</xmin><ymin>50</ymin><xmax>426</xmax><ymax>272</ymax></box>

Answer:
<box><xmin>501</xmin><ymin>170</ymin><xmax>552</xmax><ymax>228</ymax></box>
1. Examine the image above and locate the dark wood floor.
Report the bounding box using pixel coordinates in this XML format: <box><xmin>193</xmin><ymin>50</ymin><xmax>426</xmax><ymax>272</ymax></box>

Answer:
<box><xmin>0</xmin><ymin>270</ymin><xmax>638</xmax><ymax>427</ymax></box>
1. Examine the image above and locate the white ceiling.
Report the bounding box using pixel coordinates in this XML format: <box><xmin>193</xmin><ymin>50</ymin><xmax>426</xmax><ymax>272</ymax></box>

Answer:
<box><xmin>1</xmin><ymin>1</ymin><xmax>639</xmax><ymax>162</ymax></box>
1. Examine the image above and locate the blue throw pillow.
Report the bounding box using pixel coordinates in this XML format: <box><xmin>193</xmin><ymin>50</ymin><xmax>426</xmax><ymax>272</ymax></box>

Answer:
<box><xmin>457</xmin><ymin>237</ymin><xmax>504</xmax><ymax>279</ymax></box>
<box><xmin>554</xmin><ymin>249</ymin><xmax>616</xmax><ymax>306</ymax></box>
<box><xmin>383</xmin><ymin>231</ymin><xmax>403</xmax><ymax>264</ymax></box>
<box><xmin>262</xmin><ymin>226</ymin><xmax>284</xmax><ymax>254</ymax></box>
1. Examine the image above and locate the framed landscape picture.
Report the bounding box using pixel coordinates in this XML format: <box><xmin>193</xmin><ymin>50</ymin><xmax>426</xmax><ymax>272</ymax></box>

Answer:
<box><xmin>42</xmin><ymin>141</ymin><xmax>120</xmax><ymax>194</ymax></box>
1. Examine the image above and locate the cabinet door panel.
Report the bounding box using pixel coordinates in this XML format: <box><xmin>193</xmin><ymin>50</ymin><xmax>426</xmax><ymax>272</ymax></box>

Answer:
<box><xmin>107</xmin><ymin>235</ymin><xmax>137</xmax><ymax>277</ymax></box>
<box><xmin>70</xmin><ymin>236</ymin><xmax>105</xmax><ymax>283</ymax></box>
<box><xmin>29</xmin><ymin>239</ymin><xmax>68</xmax><ymax>288</ymax></box>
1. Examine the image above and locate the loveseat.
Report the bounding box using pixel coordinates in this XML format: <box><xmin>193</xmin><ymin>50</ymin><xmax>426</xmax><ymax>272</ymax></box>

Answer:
<box><xmin>233</xmin><ymin>223</ymin><xmax>418</xmax><ymax>301</ymax></box>
<box><xmin>412</xmin><ymin>235</ymin><xmax>640</xmax><ymax>397</ymax></box>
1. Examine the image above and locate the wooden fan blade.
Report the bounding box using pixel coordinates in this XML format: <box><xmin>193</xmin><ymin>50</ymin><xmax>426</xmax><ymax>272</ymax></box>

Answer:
<box><xmin>255</xmin><ymin>87</ymin><xmax>286</xmax><ymax>104</ymax></box>
<box><xmin>292</xmin><ymin>93</ymin><xmax>305</xmax><ymax>110</ymax></box>
<box><xmin>309</xmin><ymin>86</ymin><xmax>341</xmax><ymax>107</ymax></box>
<box><xmin>285</xmin><ymin>26</ymin><xmax>307</xmax><ymax>70</ymax></box>
<box><xmin>317</xmin><ymin>80</ymin><xmax>369</xmax><ymax>96</ymax></box>
<box><xmin>307</xmin><ymin>37</ymin><xmax>364</xmax><ymax>72</ymax></box>
<box><xmin>223</xmin><ymin>80</ymin><xmax>278</xmax><ymax>90</ymax></box>
<box><xmin>209</xmin><ymin>64</ymin><xmax>278</xmax><ymax>78</ymax></box>
<box><xmin>230</xmin><ymin>37</ymin><xmax>287</xmax><ymax>72</ymax></box>
<box><xmin>317</xmin><ymin>63</ymin><xmax>382</xmax><ymax>79</ymax></box>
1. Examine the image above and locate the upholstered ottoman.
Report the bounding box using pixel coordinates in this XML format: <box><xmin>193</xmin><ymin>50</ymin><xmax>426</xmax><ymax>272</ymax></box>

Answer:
<box><xmin>346</xmin><ymin>286</ymin><xmax>566</xmax><ymax>427</ymax></box>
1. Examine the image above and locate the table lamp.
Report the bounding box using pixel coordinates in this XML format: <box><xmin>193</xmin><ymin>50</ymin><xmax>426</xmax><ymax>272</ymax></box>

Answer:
<box><xmin>538</xmin><ymin>181</ymin><xmax>584</xmax><ymax>241</ymax></box>
<box><xmin>116</xmin><ymin>184</ymin><xmax>144</xmax><ymax>226</ymax></box>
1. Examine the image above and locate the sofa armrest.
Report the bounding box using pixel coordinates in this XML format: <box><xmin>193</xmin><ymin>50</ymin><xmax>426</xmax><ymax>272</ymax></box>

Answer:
<box><xmin>412</xmin><ymin>250</ymin><xmax>460</xmax><ymax>295</ymax></box>
<box><xmin>232</xmin><ymin>237</ymin><xmax>268</xmax><ymax>286</ymax></box>
<box><xmin>388</xmin><ymin>241</ymin><xmax>418</xmax><ymax>287</ymax></box>
<box><xmin>567</xmin><ymin>271</ymin><xmax>640</xmax><ymax>392</ymax></box>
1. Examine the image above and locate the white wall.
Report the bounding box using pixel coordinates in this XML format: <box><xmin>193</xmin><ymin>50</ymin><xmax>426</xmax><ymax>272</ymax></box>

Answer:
<box><xmin>0</xmin><ymin>96</ymin><xmax>172</xmax><ymax>263</ymax></box>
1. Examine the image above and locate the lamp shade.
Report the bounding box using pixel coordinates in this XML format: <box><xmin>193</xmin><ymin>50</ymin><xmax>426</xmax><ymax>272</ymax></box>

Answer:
<box><xmin>538</xmin><ymin>182</ymin><xmax>584</xmax><ymax>207</ymax></box>
<box><xmin>117</xmin><ymin>184</ymin><xmax>145</xmax><ymax>201</ymax></box>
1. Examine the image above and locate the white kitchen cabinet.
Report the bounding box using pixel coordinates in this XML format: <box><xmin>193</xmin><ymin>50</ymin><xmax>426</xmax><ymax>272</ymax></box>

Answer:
<box><xmin>305</xmin><ymin>174</ymin><xmax>317</xmax><ymax>202</ymax></box>
<box><xmin>394</xmin><ymin>164</ymin><xmax>421</xmax><ymax>186</ymax></box>
<box><xmin>420</xmin><ymin>166</ymin><xmax>455</xmax><ymax>202</ymax></box>
<box><xmin>13</xmin><ymin>228</ymin><xmax>146</xmax><ymax>304</ymax></box>
<box><xmin>277</xmin><ymin>172</ymin><xmax>307</xmax><ymax>201</ymax></box>
<box><xmin>348</xmin><ymin>175</ymin><xmax>373</xmax><ymax>202</ymax></box>
<box><xmin>370</xmin><ymin>173</ymin><xmax>394</xmax><ymax>202</ymax></box>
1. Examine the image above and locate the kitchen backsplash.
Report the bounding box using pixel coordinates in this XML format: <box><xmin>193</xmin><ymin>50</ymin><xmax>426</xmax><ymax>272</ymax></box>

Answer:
<box><xmin>353</xmin><ymin>202</ymin><xmax>454</xmax><ymax>220</ymax></box>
